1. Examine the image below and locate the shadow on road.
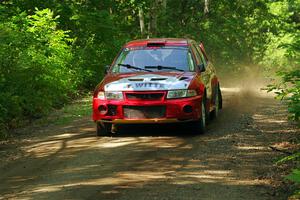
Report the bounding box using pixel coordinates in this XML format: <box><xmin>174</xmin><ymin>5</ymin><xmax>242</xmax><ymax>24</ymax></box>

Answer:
<box><xmin>0</xmin><ymin>88</ymin><xmax>297</xmax><ymax>200</ymax></box>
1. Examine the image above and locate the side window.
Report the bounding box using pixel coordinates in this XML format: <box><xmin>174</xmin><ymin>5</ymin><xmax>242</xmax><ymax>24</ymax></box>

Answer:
<box><xmin>187</xmin><ymin>52</ymin><xmax>196</xmax><ymax>71</ymax></box>
<box><xmin>195</xmin><ymin>45</ymin><xmax>207</xmax><ymax>67</ymax></box>
<box><xmin>190</xmin><ymin>45</ymin><xmax>202</xmax><ymax>65</ymax></box>
<box><xmin>199</xmin><ymin>51</ymin><xmax>207</xmax><ymax>67</ymax></box>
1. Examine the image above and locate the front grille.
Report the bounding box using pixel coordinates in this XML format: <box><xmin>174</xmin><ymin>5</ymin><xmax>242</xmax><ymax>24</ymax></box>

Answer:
<box><xmin>123</xmin><ymin>106</ymin><xmax>166</xmax><ymax>119</ymax></box>
<box><xmin>126</xmin><ymin>93</ymin><xmax>164</xmax><ymax>101</ymax></box>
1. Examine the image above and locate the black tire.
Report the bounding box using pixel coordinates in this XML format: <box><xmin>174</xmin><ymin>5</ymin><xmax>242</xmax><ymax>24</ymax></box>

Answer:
<box><xmin>218</xmin><ymin>86</ymin><xmax>223</xmax><ymax>109</ymax></box>
<box><xmin>96</xmin><ymin>122</ymin><xmax>112</xmax><ymax>136</ymax></box>
<box><xmin>193</xmin><ymin>97</ymin><xmax>206</xmax><ymax>134</ymax></box>
<box><xmin>211</xmin><ymin>85</ymin><xmax>221</xmax><ymax>119</ymax></box>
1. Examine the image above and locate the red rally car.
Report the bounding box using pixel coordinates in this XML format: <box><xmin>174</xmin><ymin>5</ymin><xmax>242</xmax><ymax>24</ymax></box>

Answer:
<box><xmin>93</xmin><ymin>38</ymin><xmax>222</xmax><ymax>136</ymax></box>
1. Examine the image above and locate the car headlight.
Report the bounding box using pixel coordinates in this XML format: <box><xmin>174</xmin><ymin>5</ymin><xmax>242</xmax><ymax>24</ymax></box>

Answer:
<box><xmin>167</xmin><ymin>89</ymin><xmax>197</xmax><ymax>99</ymax></box>
<box><xmin>97</xmin><ymin>91</ymin><xmax>105</xmax><ymax>100</ymax></box>
<box><xmin>97</xmin><ymin>91</ymin><xmax>123</xmax><ymax>100</ymax></box>
<box><xmin>106</xmin><ymin>91</ymin><xmax>123</xmax><ymax>100</ymax></box>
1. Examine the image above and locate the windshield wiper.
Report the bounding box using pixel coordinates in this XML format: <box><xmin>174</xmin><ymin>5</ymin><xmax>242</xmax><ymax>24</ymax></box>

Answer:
<box><xmin>118</xmin><ymin>64</ymin><xmax>152</xmax><ymax>72</ymax></box>
<box><xmin>144</xmin><ymin>65</ymin><xmax>185</xmax><ymax>72</ymax></box>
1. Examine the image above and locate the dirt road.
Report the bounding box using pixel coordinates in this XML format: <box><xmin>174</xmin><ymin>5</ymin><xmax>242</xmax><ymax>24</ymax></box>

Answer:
<box><xmin>0</xmin><ymin>84</ymin><xmax>298</xmax><ymax>200</ymax></box>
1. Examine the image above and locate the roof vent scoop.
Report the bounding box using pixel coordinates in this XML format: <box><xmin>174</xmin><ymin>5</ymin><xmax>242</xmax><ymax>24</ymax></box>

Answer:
<box><xmin>147</xmin><ymin>40</ymin><xmax>166</xmax><ymax>47</ymax></box>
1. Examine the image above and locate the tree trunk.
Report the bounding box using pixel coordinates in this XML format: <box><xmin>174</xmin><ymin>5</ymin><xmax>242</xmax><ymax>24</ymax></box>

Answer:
<box><xmin>148</xmin><ymin>0</ymin><xmax>159</xmax><ymax>37</ymax></box>
<box><xmin>147</xmin><ymin>0</ymin><xmax>168</xmax><ymax>37</ymax></box>
<box><xmin>162</xmin><ymin>0</ymin><xmax>167</xmax><ymax>12</ymax></box>
<box><xmin>138</xmin><ymin>7</ymin><xmax>145</xmax><ymax>36</ymax></box>
<box><xmin>204</xmin><ymin>0</ymin><xmax>209</xmax><ymax>14</ymax></box>
<box><xmin>180</xmin><ymin>0</ymin><xmax>188</xmax><ymax>26</ymax></box>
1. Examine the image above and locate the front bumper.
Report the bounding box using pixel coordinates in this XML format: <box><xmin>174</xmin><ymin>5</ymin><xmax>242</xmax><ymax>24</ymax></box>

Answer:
<box><xmin>92</xmin><ymin>94</ymin><xmax>203</xmax><ymax>124</ymax></box>
<box><xmin>99</xmin><ymin>118</ymin><xmax>194</xmax><ymax>124</ymax></box>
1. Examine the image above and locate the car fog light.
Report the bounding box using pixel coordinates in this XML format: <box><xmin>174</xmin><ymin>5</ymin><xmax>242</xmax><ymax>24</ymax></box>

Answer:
<box><xmin>98</xmin><ymin>105</ymin><xmax>108</xmax><ymax>115</ymax></box>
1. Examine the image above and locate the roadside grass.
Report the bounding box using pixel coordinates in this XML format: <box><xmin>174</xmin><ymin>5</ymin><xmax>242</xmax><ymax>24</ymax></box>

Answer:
<box><xmin>47</xmin><ymin>96</ymin><xmax>92</xmax><ymax>125</ymax></box>
<box><xmin>39</xmin><ymin>95</ymin><xmax>92</xmax><ymax>126</ymax></box>
<box><xmin>0</xmin><ymin>94</ymin><xmax>92</xmax><ymax>141</ymax></box>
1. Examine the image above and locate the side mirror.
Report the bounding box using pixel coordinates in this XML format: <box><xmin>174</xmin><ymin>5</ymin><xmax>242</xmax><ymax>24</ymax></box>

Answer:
<box><xmin>104</xmin><ymin>65</ymin><xmax>110</xmax><ymax>74</ymax></box>
<box><xmin>198</xmin><ymin>63</ymin><xmax>206</xmax><ymax>72</ymax></box>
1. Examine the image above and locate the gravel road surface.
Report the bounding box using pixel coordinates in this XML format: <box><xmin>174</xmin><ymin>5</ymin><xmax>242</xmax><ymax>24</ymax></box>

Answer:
<box><xmin>0</xmin><ymin>84</ymin><xmax>298</xmax><ymax>200</ymax></box>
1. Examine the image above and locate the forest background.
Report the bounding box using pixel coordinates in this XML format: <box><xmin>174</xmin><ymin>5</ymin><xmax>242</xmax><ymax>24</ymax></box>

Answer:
<box><xmin>0</xmin><ymin>0</ymin><xmax>299</xmax><ymax>197</ymax></box>
<box><xmin>0</xmin><ymin>0</ymin><xmax>298</xmax><ymax>136</ymax></box>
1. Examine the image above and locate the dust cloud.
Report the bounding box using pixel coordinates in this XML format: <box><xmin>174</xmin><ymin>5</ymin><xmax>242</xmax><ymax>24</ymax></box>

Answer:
<box><xmin>218</xmin><ymin>65</ymin><xmax>273</xmax><ymax>98</ymax></box>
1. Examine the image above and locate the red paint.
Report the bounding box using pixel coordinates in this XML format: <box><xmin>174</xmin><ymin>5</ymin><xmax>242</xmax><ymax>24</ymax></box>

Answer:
<box><xmin>92</xmin><ymin>38</ymin><xmax>220</xmax><ymax>124</ymax></box>
<box><xmin>93</xmin><ymin>94</ymin><xmax>203</xmax><ymax>121</ymax></box>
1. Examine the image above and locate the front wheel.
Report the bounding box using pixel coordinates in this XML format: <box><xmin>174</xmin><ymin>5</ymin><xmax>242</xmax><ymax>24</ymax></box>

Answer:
<box><xmin>211</xmin><ymin>86</ymin><xmax>220</xmax><ymax>119</ymax></box>
<box><xmin>218</xmin><ymin>86</ymin><xmax>223</xmax><ymax>109</ymax></box>
<box><xmin>211</xmin><ymin>86</ymin><xmax>222</xmax><ymax>119</ymax></box>
<box><xmin>193</xmin><ymin>97</ymin><xmax>206</xmax><ymax>134</ymax></box>
<box><xmin>96</xmin><ymin>122</ymin><xmax>112</xmax><ymax>136</ymax></box>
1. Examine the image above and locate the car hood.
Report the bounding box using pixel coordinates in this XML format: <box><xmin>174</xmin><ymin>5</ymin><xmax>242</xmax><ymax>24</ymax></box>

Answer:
<box><xmin>100</xmin><ymin>72</ymin><xmax>196</xmax><ymax>92</ymax></box>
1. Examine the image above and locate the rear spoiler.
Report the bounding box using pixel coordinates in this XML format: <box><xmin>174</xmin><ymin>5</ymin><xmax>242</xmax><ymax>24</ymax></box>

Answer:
<box><xmin>199</xmin><ymin>42</ymin><xmax>209</xmax><ymax>61</ymax></box>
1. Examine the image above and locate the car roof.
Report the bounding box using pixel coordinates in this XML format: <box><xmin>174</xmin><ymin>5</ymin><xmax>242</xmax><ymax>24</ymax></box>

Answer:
<box><xmin>125</xmin><ymin>38</ymin><xmax>191</xmax><ymax>48</ymax></box>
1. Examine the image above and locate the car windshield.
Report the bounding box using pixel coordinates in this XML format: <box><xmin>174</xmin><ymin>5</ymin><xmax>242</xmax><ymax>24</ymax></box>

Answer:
<box><xmin>111</xmin><ymin>46</ymin><xmax>194</xmax><ymax>73</ymax></box>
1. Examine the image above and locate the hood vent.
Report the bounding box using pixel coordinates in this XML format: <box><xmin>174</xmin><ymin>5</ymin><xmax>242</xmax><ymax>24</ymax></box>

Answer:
<box><xmin>151</xmin><ymin>78</ymin><xmax>167</xmax><ymax>81</ymax></box>
<box><xmin>179</xmin><ymin>77</ymin><xmax>189</xmax><ymax>81</ymax></box>
<box><xmin>128</xmin><ymin>78</ymin><xmax>144</xmax><ymax>81</ymax></box>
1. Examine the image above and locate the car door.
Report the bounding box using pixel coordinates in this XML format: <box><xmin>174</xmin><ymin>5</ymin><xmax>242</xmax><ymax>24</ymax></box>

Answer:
<box><xmin>190</xmin><ymin>42</ymin><xmax>212</xmax><ymax>100</ymax></box>
<box><xmin>196</xmin><ymin>43</ymin><xmax>218</xmax><ymax>101</ymax></box>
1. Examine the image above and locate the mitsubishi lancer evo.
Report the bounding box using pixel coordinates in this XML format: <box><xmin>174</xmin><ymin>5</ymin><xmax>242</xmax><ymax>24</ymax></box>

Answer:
<box><xmin>92</xmin><ymin>38</ymin><xmax>222</xmax><ymax>136</ymax></box>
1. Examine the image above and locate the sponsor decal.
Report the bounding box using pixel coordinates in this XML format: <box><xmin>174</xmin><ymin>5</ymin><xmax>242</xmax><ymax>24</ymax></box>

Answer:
<box><xmin>134</xmin><ymin>82</ymin><xmax>164</xmax><ymax>89</ymax></box>
<box><xmin>104</xmin><ymin>74</ymin><xmax>192</xmax><ymax>91</ymax></box>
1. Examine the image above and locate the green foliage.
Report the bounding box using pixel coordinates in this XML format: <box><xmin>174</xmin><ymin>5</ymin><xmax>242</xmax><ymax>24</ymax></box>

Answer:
<box><xmin>277</xmin><ymin>152</ymin><xmax>300</xmax><ymax>198</ymax></box>
<box><xmin>277</xmin><ymin>152</ymin><xmax>300</xmax><ymax>164</ymax></box>
<box><xmin>0</xmin><ymin>0</ymin><xmax>298</xmax><ymax>132</ymax></box>
<box><xmin>0</xmin><ymin>8</ymin><xmax>76</xmax><ymax>135</ymax></box>
<box><xmin>287</xmin><ymin>169</ymin><xmax>300</xmax><ymax>183</ymax></box>
<box><xmin>260</xmin><ymin>0</ymin><xmax>300</xmax><ymax>123</ymax></box>
<box><xmin>0</xmin><ymin>0</ymin><xmax>298</xmax><ymax>198</ymax></box>
<box><xmin>287</xmin><ymin>169</ymin><xmax>300</xmax><ymax>198</ymax></box>
<box><xmin>267</xmin><ymin>69</ymin><xmax>300</xmax><ymax>122</ymax></box>
<box><xmin>0</xmin><ymin>1</ymin><xmax>136</xmax><ymax>137</ymax></box>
